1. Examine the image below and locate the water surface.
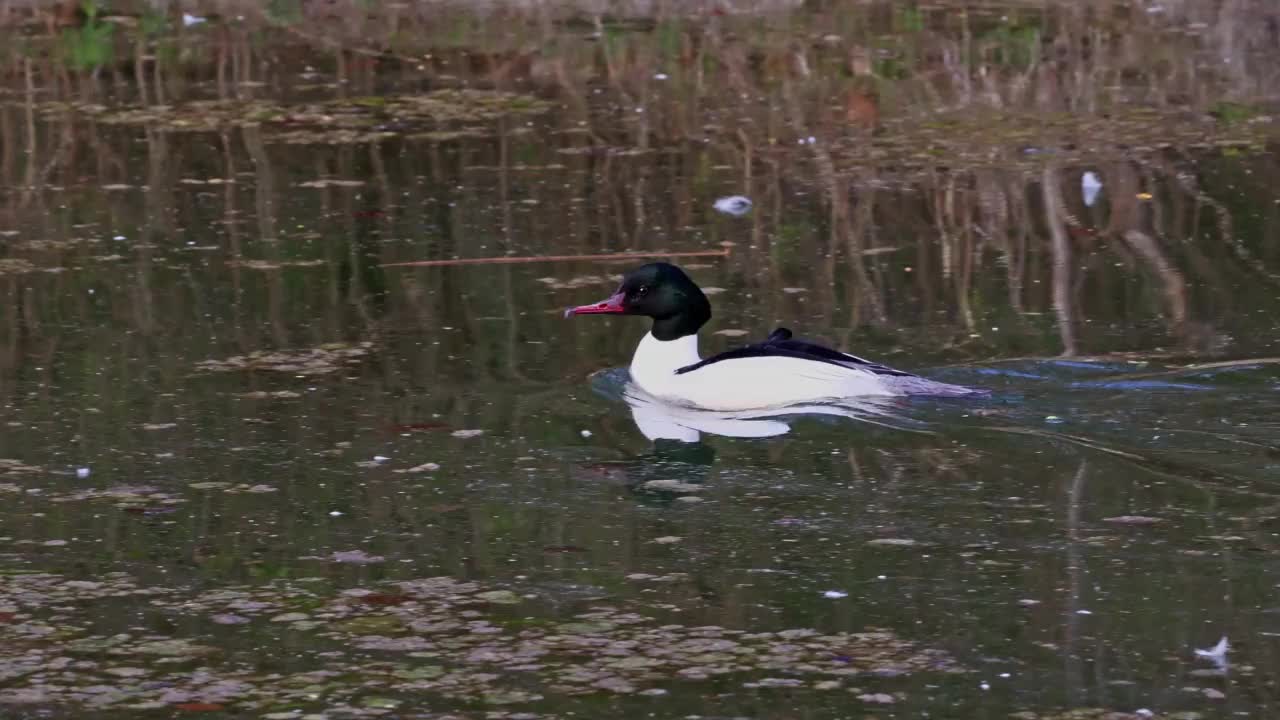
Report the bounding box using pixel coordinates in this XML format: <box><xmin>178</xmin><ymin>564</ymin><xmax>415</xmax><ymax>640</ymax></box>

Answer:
<box><xmin>1</xmin><ymin>2</ymin><xmax>1279</xmax><ymax>718</ymax></box>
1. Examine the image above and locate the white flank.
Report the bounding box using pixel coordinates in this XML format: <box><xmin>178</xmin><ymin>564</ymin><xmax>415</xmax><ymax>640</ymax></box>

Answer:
<box><xmin>628</xmin><ymin>332</ymin><xmax>899</xmax><ymax>411</ymax></box>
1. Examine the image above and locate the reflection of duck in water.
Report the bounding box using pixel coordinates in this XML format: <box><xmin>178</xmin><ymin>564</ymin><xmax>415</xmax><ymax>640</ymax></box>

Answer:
<box><xmin>574</xmin><ymin>378</ymin><xmax>918</xmax><ymax>503</ymax></box>
<box><xmin>572</xmin><ymin>399</ymin><xmax>718</xmax><ymax>494</ymax></box>
<box><xmin>570</xmin><ymin>379</ymin><xmax>724</xmax><ymax>498</ymax></box>
<box><xmin>621</xmin><ymin>381</ymin><xmax>906</xmax><ymax>442</ymax></box>
<box><xmin>565</xmin><ymin>262</ymin><xmax>983</xmax><ymax>411</ymax></box>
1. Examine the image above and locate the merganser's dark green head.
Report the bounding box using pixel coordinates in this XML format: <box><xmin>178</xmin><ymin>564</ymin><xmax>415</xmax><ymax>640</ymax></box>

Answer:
<box><xmin>564</xmin><ymin>262</ymin><xmax>711</xmax><ymax>340</ymax></box>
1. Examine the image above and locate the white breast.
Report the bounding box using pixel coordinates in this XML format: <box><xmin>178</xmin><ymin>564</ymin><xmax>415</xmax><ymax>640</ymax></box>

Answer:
<box><xmin>628</xmin><ymin>332</ymin><xmax>897</xmax><ymax>412</ymax></box>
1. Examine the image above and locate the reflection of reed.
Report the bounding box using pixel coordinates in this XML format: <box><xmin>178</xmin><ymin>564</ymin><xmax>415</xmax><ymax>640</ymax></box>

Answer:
<box><xmin>1062</xmin><ymin>460</ymin><xmax>1086</xmax><ymax>704</ymax></box>
<box><xmin>798</xmin><ymin>99</ymin><xmax>886</xmax><ymax>327</ymax></box>
<box><xmin>1043</xmin><ymin>166</ymin><xmax>1078</xmax><ymax>356</ymax></box>
<box><xmin>0</xmin><ymin>1</ymin><xmax>1276</xmax><ymax>393</ymax></box>
<box><xmin>18</xmin><ymin>57</ymin><xmax>37</xmax><ymax>208</ymax></box>
<box><xmin>0</xmin><ymin>8</ymin><xmax>1277</xmax><ymax>704</ymax></box>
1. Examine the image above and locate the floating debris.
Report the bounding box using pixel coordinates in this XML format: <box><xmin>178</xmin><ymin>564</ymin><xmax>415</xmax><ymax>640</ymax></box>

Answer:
<box><xmin>209</xmin><ymin>614</ymin><xmax>250</xmax><ymax>625</ymax></box>
<box><xmin>1194</xmin><ymin>636</ymin><xmax>1229</xmax><ymax>666</ymax></box>
<box><xmin>408</xmin><ymin>128</ymin><xmax>494</xmax><ymax>142</ymax></box>
<box><xmin>387</xmin><ymin>422</ymin><xmax>450</xmax><ymax>433</ymax></box>
<box><xmin>0</xmin><ymin>459</ymin><xmax>44</xmax><ymax>475</ymax></box>
<box><xmin>270</xmin><ymin>128</ymin><xmax>398</xmax><ymax>144</ymax></box>
<box><xmin>535</xmin><ymin>275</ymin><xmax>617</xmax><ymax>290</ymax></box>
<box><xmin>326</xmin><ymin>550</ymin><xmax>386</xmax><ymax>564</ymax></box>
<box><xmin>866</xmin><ymin>538</ymin><xmax>921</xmax><ymax>547</ymax></box>
<box><xmin>270</xmin><ymin>612</ymin><xmax>311</xmax><ymax>623</ymax></box>
<box><xmin>625</xmin><ymin>572</ymin><xmax>689</xmax><ymax>582</ymax></box>
<box><xmin>713</xmin><ymin>195</ymin><xmax>753</xmax><ymax>216</ymax></box>
<box><xmin>640</xmin><ymin>480</ymin><xmax>701</xmax><ymax>493</ymax></box>
<box><xmin>393</xmin><ymin>462</ymin><xmax>441</xmax><ymax>474</ymax></box>
<box><xmin>82</xmin><ymin>90</ymin><xmax>552</xmax><ymax>144</ymax></box>
<box><xmin>1103</xmin><ymin>516</ymin><xmax>1163</xmax><ymax>525</ymax></box>
<box><xmin>236</xmin><ymin>390</ymin><xmax>303</xmax><ymax>399</ymax></box>
<box><xmin>49</xmin><ymin>485</ymin><xmax>185</xmax><ymax>509</ymax></box>
<box><xmin>1082</xmin><ymin>171</ymin><xmax>1103</xmax><ymax>207</ymax></box>
<box><xmin>0</xmin><ymin>570</ymin><xmax>964</xmax><ymax>714</ymax></box>
<box><xmin>223</xmin><ymin>484</ymin><xmax>278</xmax><ymax>494</ymax></box>
<box><xmin>451</xmin><ymin>429</ymin><xmax>485</xmax><ymax>439</ymax></box>
<box><xmin>746</xmin><ymin>677</ymin><xmax>804</xmax><ymax>688</ymax></box>
<box><xmin>0</xmin><ymin>259</ymin><xmax>36</xmax><ymax>275</ymax></box>
<box><xmin>296</xmin><ymin>179</ymin><xmax>365</xmax><ymax>188</ymax></box>
<box><xmin>195</xmin><ymin>342</ymin><xmax>374</xmax><ymax>375</ymax></box>
<box><xmin>228</xmin><ymin>259</ymin><xmax>327</xmax><ymax>270</ymax></box>
<box><xmin>475</xmin><ymin>590</ymin><xmax>522</xmax><ymax>605</ymax></box>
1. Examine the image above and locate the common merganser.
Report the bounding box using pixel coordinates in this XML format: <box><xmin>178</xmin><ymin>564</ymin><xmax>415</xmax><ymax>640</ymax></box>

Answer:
<box><xmin>565</xmin><ymin>262</ymin><xmax>983</xmax><ymax>411</ymax></box>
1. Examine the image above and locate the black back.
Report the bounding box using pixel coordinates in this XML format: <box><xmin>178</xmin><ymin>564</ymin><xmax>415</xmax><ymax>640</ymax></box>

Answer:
<box><xmin>675</xmin><ymin>327</ymin><xmax>916</xmax><ymax>378</ymax></box>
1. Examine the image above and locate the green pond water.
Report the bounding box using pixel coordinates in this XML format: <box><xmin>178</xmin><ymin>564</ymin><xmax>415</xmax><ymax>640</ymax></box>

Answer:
<box><xmin>1</xmin><ymin>2</ymin><xmax>1279</xmax><ymax>718</ymax></box>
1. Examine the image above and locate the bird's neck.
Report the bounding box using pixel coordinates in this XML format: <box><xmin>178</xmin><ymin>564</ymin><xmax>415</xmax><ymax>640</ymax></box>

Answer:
<box><xmin>630</xmin><ymin>332</ymin><xmax>700</xmax><ymax>384</ymax></box>
<box><xmin>651</xmin><ymin>295</ymin><xmax>710</xmax><ymax>341</ymax></box>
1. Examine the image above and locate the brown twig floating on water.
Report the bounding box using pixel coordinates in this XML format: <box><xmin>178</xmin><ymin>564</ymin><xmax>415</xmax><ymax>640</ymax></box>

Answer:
<box><xmin>379</xmin><ymin>249</ymin><xmax>730</xmax><ymax>268</ymax></box>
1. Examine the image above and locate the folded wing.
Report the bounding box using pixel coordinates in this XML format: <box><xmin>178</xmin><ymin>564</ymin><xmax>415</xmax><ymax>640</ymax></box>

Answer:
<box><xmin>676</xmin><ymin>327</ymin><xmax>916</xmax><ymax>378</ymax></box>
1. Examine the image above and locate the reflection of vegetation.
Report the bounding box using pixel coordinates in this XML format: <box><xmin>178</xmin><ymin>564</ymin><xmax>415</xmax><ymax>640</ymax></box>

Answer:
<box><xmin>265</xmin><ymin>0</ymin><xmax>304</xmax><ymax>25</ymax></box>
<box><xmin>59</xmin><ymin>0</ymin><xmax>113</xmax><ymax>71</ymax></box>
<box><xmin>0</xmin><ymin>0</ymin><xmax>1276</xmax><ymax>360</ymax></box>
<box><xmin>834</xmin><ymin>107</ymin><xmax>1267</xmax><ymax>179</ymax></box>
<box><xmin>62</xmin><ymin>90</ymin><xmax>552</xmax><ymax>143</ymax></box>
<box><xmin>894</xmin><ymin>7</ymin><xmax>924</xmax><ymax>34</ymax></box>
<box><xmin>0</xmin><ymin>6</ymin><xmax>1278</xmax><ymax>716</ymax></box>
<box><xmin>1208</xmin><ymin>101</ymin><xmax>1261</xmax><ymax>126</ymax></box>
<box><xmin>137</xmin><ymin>9</ymin><xmax>167</xmax><ymax>38</ymax></box>
<box><xmin>981</xmin><ymin>24</ymin><xmax>1040</xmax><ymax>70</ymax></box>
